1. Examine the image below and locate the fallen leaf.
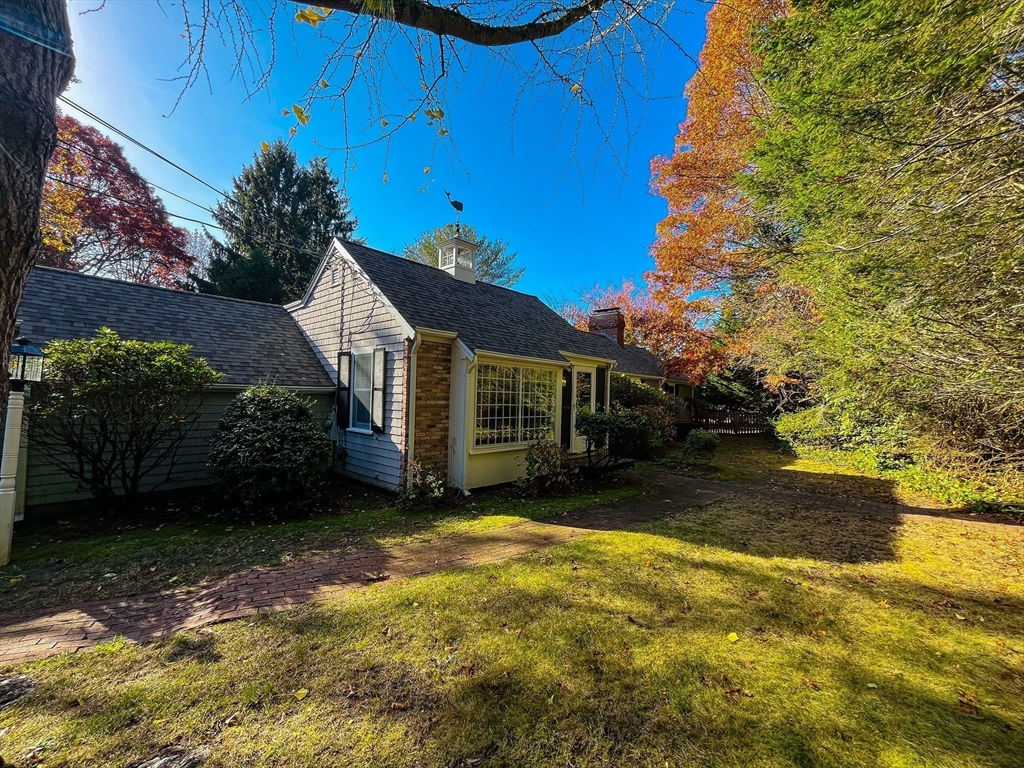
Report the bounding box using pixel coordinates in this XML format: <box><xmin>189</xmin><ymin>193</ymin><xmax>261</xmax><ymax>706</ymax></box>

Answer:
<box><xmin>295</xmin><ymin>688</ymin><xmax>309</xmax><ymax>701</ymax></box>
<box><xmin>726</xmin><ymin>687</ymin><xmax>753</xmax><ymax>699</ymax></box>
<box><xmin>727</xmin><ymin>632</ymin><xmax>739</xmax><ymax>643</ymax></box>
<box><xmin>804</xmin><ymin>679</ymin><xmax>821</xmax><ymax>691</ymax></box>
<box><xmin>957</xmin><ymin>690</ymin><xmax>979</xmax><ymax>714</ymax></box>
<box><xmin>391</xmin><ymin>701</ymin><xmax>409</xmax><ymax>710</ymax></box>
<box><xmin>866</xmin><ymin>683</ymin><xmax>879</xmax><ymax>689</ymax></box>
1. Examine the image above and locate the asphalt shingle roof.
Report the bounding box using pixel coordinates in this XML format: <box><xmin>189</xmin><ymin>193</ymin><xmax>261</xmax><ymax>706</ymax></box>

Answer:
<box><xmin>341</xmin><ymin>240</ymin><xmax>666</xmax><ymax>378</ymax></box>
<box><xmin>17</xmin><ymin>267</ymin><xmax>335</xmax><ymax>388</ymax></box>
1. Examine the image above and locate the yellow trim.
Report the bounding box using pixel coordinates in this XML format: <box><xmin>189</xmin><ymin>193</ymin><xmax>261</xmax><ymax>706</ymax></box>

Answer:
<box><xmin>559</xmin><ymin>350</ymin><xmax>617</xmax><ymax>366</ymax></box>
<box><xmin>474</xmin><ymin>350</ymin><xmax>566</xmax><ymax>370</ymax></box>
<box><xmin>416</xmin><ymin>327</ymin><xmax>459</xmax><ymax>341</ymax></box>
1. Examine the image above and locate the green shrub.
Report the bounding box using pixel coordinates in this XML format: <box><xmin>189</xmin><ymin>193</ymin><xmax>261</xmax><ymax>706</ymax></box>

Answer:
<box><xmin>208</xmin><ymin>383</ymin><xmax>332</xmax><ymax>505</ymax></box>
<box><xmin>518</xmin><ymin>440</ymin><xmax>579</xmax><ymax>495</ymax></box>
<box><xmin>611</xmin><ymin>374</ymin><xmax>687</xmax><ymax>444</ymax></box>
<box><xmin>398</xmin><ymin>461</ymin><xmax>458</xmax><ymax>508</ymax></box>
<box><xmin>634</xmin><ymin>404</ymin><xmax>677</xmax><ymax>447</ymax></box>
<box><xmin>30</xmin><ymin>328</ymin><xmax>221</xmax><ymax>504</ymax></box>
<box><xmin>576</xmin><ymin>408</ymin><xmax>657</xmax><ymax>468</ymax></box>
<box><xmin>682</xmin><ymin>428</ymin><xmax>720</xmax><ymax>465</ymax></box>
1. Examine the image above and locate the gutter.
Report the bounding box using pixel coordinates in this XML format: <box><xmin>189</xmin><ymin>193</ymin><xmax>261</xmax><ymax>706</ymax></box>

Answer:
<box><xmin>210</xmin><ymin>384</ymin><xmax>336</xmax><ymax>394</ymax></box>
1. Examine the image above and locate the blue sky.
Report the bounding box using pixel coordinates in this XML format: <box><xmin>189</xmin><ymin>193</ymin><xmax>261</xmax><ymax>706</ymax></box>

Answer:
<box><xmin>64</xmin><ymin>0</ymin><xmax>709</xmax><ymax>299</ymax></box>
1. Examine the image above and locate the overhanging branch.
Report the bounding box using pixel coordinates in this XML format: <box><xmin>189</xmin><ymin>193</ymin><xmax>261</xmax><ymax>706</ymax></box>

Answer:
<box><xmin>302</xmin><ymin>0</ymin><xmax>609</xmax><ymax>46</ymax></box>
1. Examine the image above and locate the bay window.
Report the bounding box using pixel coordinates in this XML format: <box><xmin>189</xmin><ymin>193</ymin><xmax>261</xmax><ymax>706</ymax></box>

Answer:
<box><xmin>475</xmin><ymin>363</ymin><xmax>557</xmax><ymax>447</ymax></box>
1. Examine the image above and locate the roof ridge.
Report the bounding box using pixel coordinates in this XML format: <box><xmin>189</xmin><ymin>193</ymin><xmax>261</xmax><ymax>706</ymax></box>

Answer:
<box><xmin>31</xmin><ymin>266</ymin><xmax>289</xmax><ymax>310</ymax></box>
<box><xmin>339</xmin><ymin>238</ymin><xmax>538</xmax><ymax>299</ymax></box>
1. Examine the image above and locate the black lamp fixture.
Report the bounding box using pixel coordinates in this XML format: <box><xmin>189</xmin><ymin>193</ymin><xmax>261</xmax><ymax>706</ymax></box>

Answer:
<box><xmin>8</xmin><ymin>337</ymin><xmax>44</xmax><ymax>391</ymax></box>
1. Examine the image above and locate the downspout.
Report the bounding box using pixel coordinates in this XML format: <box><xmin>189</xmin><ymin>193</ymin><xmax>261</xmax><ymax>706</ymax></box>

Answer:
<box><xmin>406</xmin><ymin>332</ymin><xmax>423</xmax><ymax>486</ymax></box>
<box><xmin>463</xmin><ymin>354</ymin><xmax>478</xmax><ymax>489</ymax></box>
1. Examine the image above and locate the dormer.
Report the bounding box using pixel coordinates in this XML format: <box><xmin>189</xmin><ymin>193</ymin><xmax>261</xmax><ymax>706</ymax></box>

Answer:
<box><xmin>438</xmin><ymin>235</ymin><xmax>478</xmax><ymax>284</ymax></box>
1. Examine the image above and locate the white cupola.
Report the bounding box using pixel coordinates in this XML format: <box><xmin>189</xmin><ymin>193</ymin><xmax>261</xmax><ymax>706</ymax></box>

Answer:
<box><xmin>437</xmin><ymin>235</ymin><xmax>478</xmax><ymax>284</ymax></box>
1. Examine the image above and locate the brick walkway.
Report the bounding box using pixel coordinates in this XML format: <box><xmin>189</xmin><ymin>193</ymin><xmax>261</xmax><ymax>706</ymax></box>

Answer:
<box><xmin>0</xmin><ymin>521</ymin><xmax>596</xmax><ymax>666</ymax></box>
<box><xmin>1</xmin><ymin>470</ymin><xmax>1016</xmax><ymax>667</ymax></box>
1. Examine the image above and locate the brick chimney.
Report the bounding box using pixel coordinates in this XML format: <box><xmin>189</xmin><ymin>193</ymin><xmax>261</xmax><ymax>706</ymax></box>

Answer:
<box><xmin>589</xmin><ymin>307</ymin><xmax>625</xmax><ymax>347</ymax></box>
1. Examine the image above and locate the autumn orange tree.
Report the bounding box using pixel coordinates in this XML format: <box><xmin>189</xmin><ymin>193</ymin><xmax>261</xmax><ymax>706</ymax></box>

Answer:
<box><xmin>560</xmin><ymin>280</ymin><xmax>721</xmax><ymax>382</ymax></box>
<box><xmin>648</xmin><ymin>0</ymin><xmax>792</xmax><ymax>385</ymax></box>
<box><xmin>40</xmin><ymin>115</ymin><xmax>194</xmax><ymax>287</ymax></box>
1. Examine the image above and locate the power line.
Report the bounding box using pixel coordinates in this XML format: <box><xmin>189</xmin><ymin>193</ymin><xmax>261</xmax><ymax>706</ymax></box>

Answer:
<box><xmin>46</xmin><ymin>174</ymin><xmax>224</xmax><ymax>230</ymax></box>
<box><xmin>58</xmin><ymin>95</ymin><xmax>226</xmax><ymax>198</ymax></box>
<box><xmin>56</xmin><ymin>138</ymin><xmax>222</xmax><ymax>219</ymax></box>
<box><xmin>55</xmin><ymin>98</ymin><xmax>332</xmax><ymax>263</ymax></box>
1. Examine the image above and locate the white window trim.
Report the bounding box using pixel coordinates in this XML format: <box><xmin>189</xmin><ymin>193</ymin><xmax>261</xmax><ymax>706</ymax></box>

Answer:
<box><xmin>350</xmin><ymin>349</ymin><xmax>374</xmax><ymax>432</ymax></box>
<box><xmin>472</xmin><ymin>362</ymin><xmax>558</xmax><ymax>451</ymax></box>
<box><xmin>571</xmin><ymin>365</ymin><xmax>598</xmax><ymax>454</ymax></box>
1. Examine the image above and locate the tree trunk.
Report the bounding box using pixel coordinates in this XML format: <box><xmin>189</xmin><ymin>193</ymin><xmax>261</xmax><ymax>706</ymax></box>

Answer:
<box><xmin>0</xmin><ymin>0</ymin><xmax>75</xmax><ymax>403</ymax></box>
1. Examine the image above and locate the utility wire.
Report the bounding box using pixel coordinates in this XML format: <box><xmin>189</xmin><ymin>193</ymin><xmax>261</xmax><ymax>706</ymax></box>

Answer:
<box><xmin>56</xmin><ymin>138</ymin><xmax>222</xmax><ymax>218</ymax></box>
<box><xmin>55</xmin><ymin>99</ymin><xmax>333</xmax><ymax>263</ymax></box>
<box><xmin>58</xmin><ymin>95</ymin><xmax>226</xmax><ymax>198</ymax></box>
<box><xmin>46</xmin><ymin>174</ymin><xmax>224</xmax><ymax>230</ymax></box>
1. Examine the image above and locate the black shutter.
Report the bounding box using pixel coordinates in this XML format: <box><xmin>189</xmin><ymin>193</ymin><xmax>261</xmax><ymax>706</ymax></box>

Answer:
<box><xmin>371</xmin><ymin>347</ymin><xmax>386</xmax><ymax>434</ymax></box>
<box><xmin>337</xmin><ymin>351</ymin><xmax>352</xmax><ymax>429</ymax></box>
<box><xmin>560</xmin><ymin>368</ymin><xmax>573</xmax><ymax>449</ymax></box>
<box><xmin>596</xmin><ymin>367</ymin><xmax>608</xmax><ymax>413</ymax></box>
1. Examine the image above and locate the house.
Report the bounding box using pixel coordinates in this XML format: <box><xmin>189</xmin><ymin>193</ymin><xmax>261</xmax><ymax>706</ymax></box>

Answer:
<box><xmin>287</xmin><ymin>236</ymin><xmax>688</xmax><ymax>491</ymax></box>
<box><xmin>9</xmin><ymin>235</ymin><xmax>688</xmax><ymax>509</ymax></box>
<box><xmin>10</xmin><ymin>267</ymin><xmax>335</xmax><ymax>511</ymax></box>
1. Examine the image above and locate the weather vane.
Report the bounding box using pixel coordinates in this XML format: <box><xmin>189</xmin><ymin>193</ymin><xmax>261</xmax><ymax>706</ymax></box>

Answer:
<box><xmin>445</xmin><ymin>190</ymin><xmax>464</xmax><ymax>235</ymax></box>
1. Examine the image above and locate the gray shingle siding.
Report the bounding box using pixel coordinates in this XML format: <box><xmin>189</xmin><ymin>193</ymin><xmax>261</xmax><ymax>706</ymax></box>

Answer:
<box><xmin>289</xmin><ymin>247</ymin><xmax>408</xmax><ymax>491</ymax></box>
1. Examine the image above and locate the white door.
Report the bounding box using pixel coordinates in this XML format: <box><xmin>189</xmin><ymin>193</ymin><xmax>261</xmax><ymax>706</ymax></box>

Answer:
<box><xmin>571</xmin><ymin>367</ymin><xmax>596</xmax><ymax>453</ymax></box>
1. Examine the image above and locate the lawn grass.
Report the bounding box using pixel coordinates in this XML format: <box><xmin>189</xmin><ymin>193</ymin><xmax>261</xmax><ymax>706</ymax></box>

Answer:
<box><xmin>2</xmin><ymin>491</ymin><xmax>1022</xmax><ymax>767</ymax></box>
<box><xmin>645</xmin><ymin>437</ymin><xmax>961</xmax><ymax>508</ymax></box>
<box><xmin>0</xmin><ymin>479</ymin><xmax>645</xmax><ymax>617</ymax></box>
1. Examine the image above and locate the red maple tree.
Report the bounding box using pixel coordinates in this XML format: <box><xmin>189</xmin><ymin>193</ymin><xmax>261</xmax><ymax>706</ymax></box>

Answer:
<box><xmin>40</xmin><ymin>115</ymin><xmax>193</xmax><ymax>287</ymax></box>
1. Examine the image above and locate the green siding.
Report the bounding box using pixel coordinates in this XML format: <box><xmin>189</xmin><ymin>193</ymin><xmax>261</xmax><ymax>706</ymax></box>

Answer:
<box><xmin>17</xmin><ymin>390</ymin><xmax>333</xmax><ymax>509</ymax></box>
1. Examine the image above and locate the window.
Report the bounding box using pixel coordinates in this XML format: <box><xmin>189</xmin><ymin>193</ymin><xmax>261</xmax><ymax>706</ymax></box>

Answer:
<box><xmin>440</xmin><ymin>246</ymin><xmax>456</xmax><ymax>269</ymax></box>
<box><xmin>475</xmin><ymin>363</ymin><xmax>557</xmax><ymax>447</ymax></box>
<box><xmin>351</xmin><ymin>352</ymin><xmax>373</xmax><ymax>431</ymax></box>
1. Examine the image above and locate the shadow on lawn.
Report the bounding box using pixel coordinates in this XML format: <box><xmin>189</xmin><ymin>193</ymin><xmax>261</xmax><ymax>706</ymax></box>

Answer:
<box><xmin>57</xmin><ymin>559</ymin><xmax>1017</xmax><ymax>768</ymax></box>
<box><xmin>662</xmin><ymin>436</ymin><xmax>933</xmax><ymax>506</ymax></box>
<box><xmin>0</xmin><ymin>521</ymin><xmax>582</xmax><ymax>658</ymax></box>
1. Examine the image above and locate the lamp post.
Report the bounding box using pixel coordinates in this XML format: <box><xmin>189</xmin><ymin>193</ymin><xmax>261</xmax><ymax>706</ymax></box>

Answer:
<box><xmin>1</xmin><ymin>337</ymin><xmax>44</xmax><ymax>566</ymax></box>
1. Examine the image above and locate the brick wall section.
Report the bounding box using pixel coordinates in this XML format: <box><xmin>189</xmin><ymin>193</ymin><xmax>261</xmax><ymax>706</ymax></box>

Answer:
<box><xmin>414</xmin><ymin>340</ymin><xmax>452</xmax><ymax>474</ymax></box>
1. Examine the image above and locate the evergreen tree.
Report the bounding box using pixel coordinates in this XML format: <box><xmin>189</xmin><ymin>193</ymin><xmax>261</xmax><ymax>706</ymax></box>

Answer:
<box><xmin>401</xmin><ymin>224</ymin><xmax>524</xmax><ymax>287</ymax></box>
<box><xmin>195</xmin><ymin>246</ymin><xmax>287</xmax><ymax>305</ymax></box>
<box><xmin>202</xmin><ymin>141</ymin><xmax>357</xmax><ymax>302</ymax></box>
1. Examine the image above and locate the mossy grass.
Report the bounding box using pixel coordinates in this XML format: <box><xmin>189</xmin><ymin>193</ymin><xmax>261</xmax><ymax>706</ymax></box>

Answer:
<box><xmin>2</xmin><ymin>491</ymin><xmax>1022</xmax><ymax>767</ymax></box>
<box><xmin>0</xmin><ymin>479</ymin><xmax>645</xmax><ymax>616</ymax></box>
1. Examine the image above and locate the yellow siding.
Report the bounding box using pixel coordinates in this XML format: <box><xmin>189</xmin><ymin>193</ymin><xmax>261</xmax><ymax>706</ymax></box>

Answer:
<box><xmin>466</xmin><ymin>448</ymin><xmax>530</xmax><ymax>489</ymax></box>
